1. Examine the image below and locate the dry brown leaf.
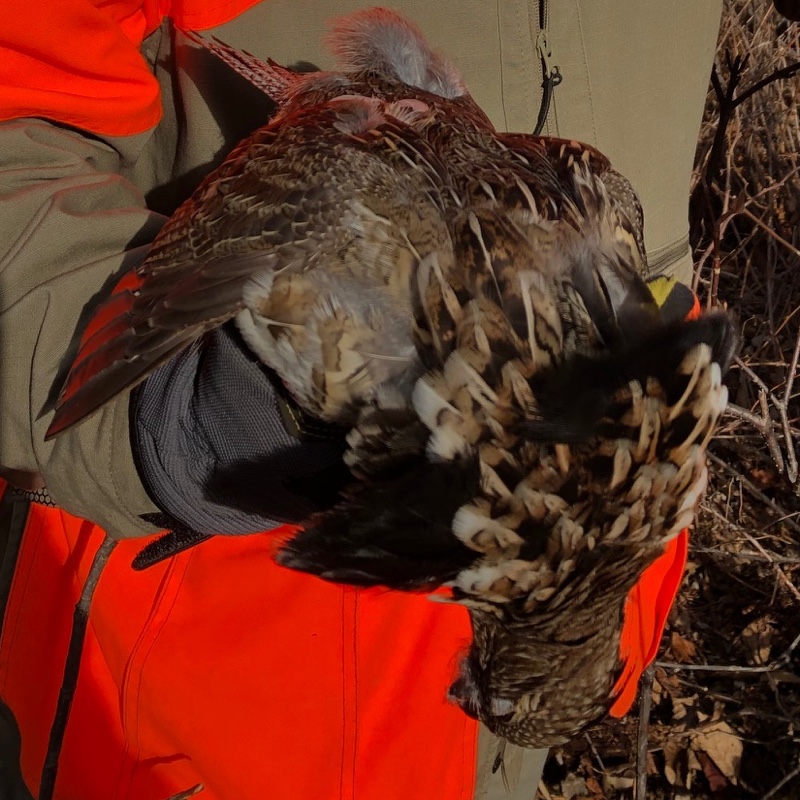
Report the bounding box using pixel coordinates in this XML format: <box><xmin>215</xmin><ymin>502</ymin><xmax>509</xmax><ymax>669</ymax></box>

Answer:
<box><xmin>696</xmin><ymin>750</ymin><xmax>729</xmax><ymax>793</ymax></box>
<box><xmin>672</xmin><ymin>694</ymin><xmax>700</xmax><ymax>724</ymax></box>
<box><xmin>602</xmin><ymin>774</ymin><xmax>634</xmax><ymax>792</ymax></box>
<box><xmin>748</xmin><ymin>466</ymin><xmax>778</xmax><ymax>489</ymax></box>
<box><xmin>686</xmin><ymin>747</ymin><xmax>702</xmax><ymax>784</ymax></box>
<box><xmin>584</xmin><ymin>775</ymin><xmax>604</xmax><ymax>797</ymax></box>
<box><xmin>710</xmin><ymin>701</ymin><xmax>725</xmax><ymax>723</ymax></box>
<box><xmin>670</xmin><ymin>631</ymin><xmax>698</xmax><ymax>663</ymax></box>
<box><xmin>560</xmin><ymin>773</ymin><xmax>588</xmax><ymax>799</ymax></box>
<box><xmin>663</xmin><ymin>739</ymin><xmax>690</xmax><ymax>787</ymax></box>
<box><xmin>655</xmin><ymin>666</ymin><xmax>681</xmax><ymax>693</ymax></box>
<box><xmin>741</xmin><ymin>616</ymin><xmax>775</xmax><ymax>665</ymax></box>
<box><xmin>769</xmin><ymin>669</ymin><xmax>800</xmax><ymax>684</ymax></box>
<box><xmin>690</xmin><ymin>721</ymin><xmax>743</xmax><ymax>786</ymax></box>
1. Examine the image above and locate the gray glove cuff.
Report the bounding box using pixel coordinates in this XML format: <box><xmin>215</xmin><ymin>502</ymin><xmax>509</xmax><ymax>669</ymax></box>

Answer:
<box><xmin>131</xmin><ymin>324</ymin><xmax>346</xmax><ymax>535</ymax></box>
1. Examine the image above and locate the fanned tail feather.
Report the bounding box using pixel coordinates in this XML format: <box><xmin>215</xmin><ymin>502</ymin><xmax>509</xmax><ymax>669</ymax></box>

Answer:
<box><xmin>182</xmin><ymin>29</ymin><xmax>301</xmax><ymax>103</ymax></box>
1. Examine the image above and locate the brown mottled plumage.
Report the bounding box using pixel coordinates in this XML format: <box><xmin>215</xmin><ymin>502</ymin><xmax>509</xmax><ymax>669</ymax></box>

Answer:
<box><xmin>46</xmin><ymin>8</ymin><xmax>738</xmax><ymax>748</ymax></box>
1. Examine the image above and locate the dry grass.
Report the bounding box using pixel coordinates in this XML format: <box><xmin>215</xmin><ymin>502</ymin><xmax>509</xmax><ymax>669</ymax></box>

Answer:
<box><xmin>539</xmin><ymin>2</ymin><xmax>800</xmax><ymax>798</ymax></box>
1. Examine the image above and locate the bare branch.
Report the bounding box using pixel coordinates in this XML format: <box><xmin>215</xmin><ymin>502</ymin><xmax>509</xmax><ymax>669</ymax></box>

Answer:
<box><xmin>733</xmin><ymin>61</ymin><xmax>800</xmax><ymax>110</ymax></box>
<box><xmin>635</xmin><ymin>665</ymin><xmax>655</xmax><ymax>800</ymax></box>
<box><xmin>708</xmin><ymin>452</ymin><xmax>800</xmax><ymax>535</ymax></box>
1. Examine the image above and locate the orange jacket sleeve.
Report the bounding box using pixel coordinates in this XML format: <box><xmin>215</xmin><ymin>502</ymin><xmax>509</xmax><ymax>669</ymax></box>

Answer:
<box><xmin>0</xmin><ymin>0</ymin><xmax>264</xmax><ymax>137</ymax></box>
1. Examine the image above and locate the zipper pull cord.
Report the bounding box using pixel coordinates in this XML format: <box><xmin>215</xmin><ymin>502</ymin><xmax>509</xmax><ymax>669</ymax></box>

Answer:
<box><xmin>533</xmin><ymin>28</ymin><xmax>562</xmax><ymax>135</ymax></box>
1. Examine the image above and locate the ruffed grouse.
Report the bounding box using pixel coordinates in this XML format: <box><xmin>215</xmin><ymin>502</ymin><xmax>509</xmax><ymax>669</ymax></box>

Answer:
<box><xmin>47</xmin><ymin>8</ymin><xmax>737</xmax><ymax>747</ymax></box>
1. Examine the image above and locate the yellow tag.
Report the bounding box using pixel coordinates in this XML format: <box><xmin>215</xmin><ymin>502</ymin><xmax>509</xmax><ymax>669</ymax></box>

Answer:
<box><xmin>646</xmin><ymin>276</ymin><xmax>678</xmax><ymax>310</ymax></box>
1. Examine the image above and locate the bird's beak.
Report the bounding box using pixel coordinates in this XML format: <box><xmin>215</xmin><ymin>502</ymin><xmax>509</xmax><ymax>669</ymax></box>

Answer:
<box><xmin>447</xmin><ymin>674</ymin><xmax>481</xmax><ymax>720</ymax></box>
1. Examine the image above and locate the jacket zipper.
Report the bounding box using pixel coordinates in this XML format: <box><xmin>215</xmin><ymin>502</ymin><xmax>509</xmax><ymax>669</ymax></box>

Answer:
<box><xmin>533</xmin><ymin>0</ymin><xmax>561</xmax><ymax>134</ymax></box>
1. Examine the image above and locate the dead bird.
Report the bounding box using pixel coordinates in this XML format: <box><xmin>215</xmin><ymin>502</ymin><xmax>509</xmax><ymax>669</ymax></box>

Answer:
<box><xmin>47</xmin><ymin>7</ymin><xmax>738</xmax><ymax>747</ymax></box>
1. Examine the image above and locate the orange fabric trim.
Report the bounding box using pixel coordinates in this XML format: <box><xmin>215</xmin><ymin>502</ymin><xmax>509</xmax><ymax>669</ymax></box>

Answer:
<box><xmin>609</xmin><ymin>532</ymin><xmax>688</xmax><ymax>717</ymax></box>
<box><xmin>0</xmin><ymin>1</ymin><xmax>266</xmax><ymax>137</ymax></box>
<box><xmin>0</xmin><ymin>503</ymin><xmax>479</xmax><ymax>800</ymax></box>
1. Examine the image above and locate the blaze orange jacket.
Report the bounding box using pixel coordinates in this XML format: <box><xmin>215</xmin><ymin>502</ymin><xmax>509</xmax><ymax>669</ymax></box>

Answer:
<box><xmin>0</xmin><ymin>3</ymin><xmax>690</xmax><ymax>799</ymax></box>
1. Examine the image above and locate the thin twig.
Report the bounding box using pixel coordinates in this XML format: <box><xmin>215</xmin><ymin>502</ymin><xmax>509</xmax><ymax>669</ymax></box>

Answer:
<box><xmin>733</xmin><ymin>61</ymin><xmax>800</xmax><ymax>109</ymax></box>
<box><xmin>725</xmin><ymin>402</ymin><xmax>771</xmax><ymax>429</ymax></box>
<box><xmin>635</xmin><ymin>664</ymin><xmax>655</xmax><ymax>800</ymax></box>
<box><xmin>739</xmin><ymin>528</ymin><xmax>800</xmax><ymax>603</ymax></box>
<box><xmin>782</xmin><ymin>326</ymin><xmax>800</xmax><ymax>482</ymax></box>
<box><xmin>708</xmin><ymin>452</ymin><xmax>800</xmax><ymax>535</ymax></box>
<box><xmin>703</xmin><ymin>491</ymin><xmax>800</xmax><ymax>603</ymax></box>
<box><xmin>741</xmin><ymin>207</ymin><xmax>800</xmax><ymax>258</ymax></box>
<box><xmin>656</xmin><ymin>630</ymin><xmax>800</xmax><ymax>676</ymax></box>
<box><xmin>583</xmin><ymin>732</ymin><xmax>606</xmax><ymax>774</ymax></box>
<box><xmin>725</xmin><ymin>359</ymin><xmax>787</xmax><ymax>470</ymax></box>
<box><xmin>699</xmin><ymin>503</ymin><xmax>800</xmax><ymax>561</ymax></box>
<box><xmin>783</xmin><ymin>326</ymin><xmax>800</xmax><ymax>411</ymax></box>
<box><xmin>693</xmin><ymin>546</ymin><xmax>800</xmax><ymax>565</ymax></box>
<box><xmin>655</xmin><ymin>661</ymin><xmax>779</xmax><ymax>675</ymax></box>
<box><xmin>760</xmin><ymin>760</ymin><xmax>800</xmax><ymax>800</ymax></box>
<box><xmin>759</xmin><ymin>388</ymin><xmax>787</xmax><ymax>473</ymax></box>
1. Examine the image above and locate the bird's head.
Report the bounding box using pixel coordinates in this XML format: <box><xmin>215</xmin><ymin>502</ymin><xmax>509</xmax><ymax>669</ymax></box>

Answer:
<box><xmin>447</xmin><ymin>602</ymin><xmax>625</xmax><ymax>748</ymax></box>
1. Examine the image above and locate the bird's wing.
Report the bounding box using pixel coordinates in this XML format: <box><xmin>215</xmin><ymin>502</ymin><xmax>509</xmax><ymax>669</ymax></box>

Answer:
<box><xmin>46</xmin><ymin>249</ymin><xmax>265</xmax><ymax>438</ymax></box>
<box><xmin>47</xmin><ymin>98</ymin><xmax>449</xmax><ymax>437</ymax></box>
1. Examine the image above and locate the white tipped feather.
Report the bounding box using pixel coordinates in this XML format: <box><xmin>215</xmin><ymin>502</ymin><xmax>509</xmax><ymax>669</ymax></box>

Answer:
<box><xmin>452</xmin><ymin>504</ymin><xmax>490</xmax><ymax>543</ymax></box>
<box><xmin>609</xmin><ymin>444</ymin><xmax>633</xmax><ymax>490</ymax></box>
<box><xmin>668</xmin><ymin>344</ymin><xmax>710</xmax><ymax>422</ymax></box>
<box><xmin>605</xmin><ymin>512</ymin><xmax>629</xmax><ymax>542</ymax></box>
<box><xmin>427</xmin><ymin>426</ymin><xmax>469</xmax><ymax>461</ymax></box>
<box><xmin>443</xmin><ymin>351</ymin><xmax>498</xmax><ymax>406</ymax></box>
<box><xmin>452</xmin><ymin>506</ymin><xmax>522</xmax><ymax>552</ymax></box>
<box><xmin>412</xmin><ymin>376</ymin><xmax>459</xmax><ymax>430</ymax></box>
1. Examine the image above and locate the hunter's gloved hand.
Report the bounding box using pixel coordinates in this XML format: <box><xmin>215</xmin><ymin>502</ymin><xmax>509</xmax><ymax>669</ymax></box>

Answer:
<box><xmin>131</xmin><ymin>322</ymin><xmax>348</xmax><ymax>536</ymax></box>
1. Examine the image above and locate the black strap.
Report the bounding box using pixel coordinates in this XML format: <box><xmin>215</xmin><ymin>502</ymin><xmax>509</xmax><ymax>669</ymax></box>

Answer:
<box><xmin>132</xmin><ymin>515</ymin><xmax>213</xmax><ymax>571</ymax></box>
<box><xmin>0</xmin><ymin>490</ymin><xmax>46</xmax><ymax>799</ymax></box>
<box><xmin>39</xmin><ymin>536</ymin><xmax>117</xmax><ymax>800</ymax></box>
<box><xmin>0</xmin><ymin>700</ymin><xmax>34</xmax><ymax>800</ymax></box>
<box><xmin>0</xmin><ymin>489</ymin><xmax>30</xmax><ymax>632</ymax></box>
<box><xmin>0</xmin><ymin>486</ymin><xmax>118</xmax><ymax>800</ymax></box>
